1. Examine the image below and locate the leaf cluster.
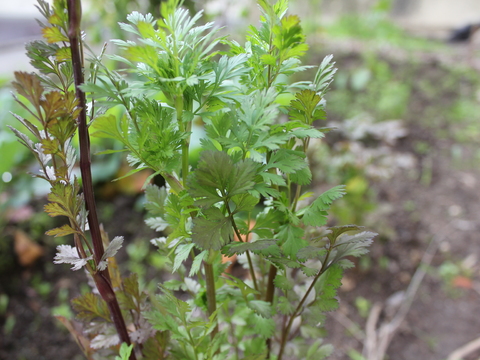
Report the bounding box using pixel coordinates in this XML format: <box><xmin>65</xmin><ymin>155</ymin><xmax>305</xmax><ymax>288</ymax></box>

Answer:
<box><xmin>9</xmin><ymin>0</ymin><xmax>376</xmax><ymax>359</ymax></box>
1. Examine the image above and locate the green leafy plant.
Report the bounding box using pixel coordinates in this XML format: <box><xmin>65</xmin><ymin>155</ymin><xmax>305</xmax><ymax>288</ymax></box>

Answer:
<box><xmin>9</xmin><ymin>0</ymin><xmax>375</xmax><ymax>359</ymax></box>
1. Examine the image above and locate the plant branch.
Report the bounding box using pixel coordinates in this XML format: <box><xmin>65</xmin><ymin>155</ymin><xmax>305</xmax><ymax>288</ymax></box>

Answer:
<box><xmin>203</xmin><ymin>259</ymin><xmax>219</xmax><ymax>339</ymax></box>
<box><xmin>277</xmin><ymin>250</ymin><xmax>332</xmax><ymax>360</ymax></box>
<box><xmin>174</xmin><ymin>95</ymin><xmax>190</xmax><ymax>186</ymax></box>
<box><xmin>265</xmin><ymin>263</ymin><xmax>277</xmax><ymax>356</ymax></box>
<box><xmin>67</xmin><ymin>1</ymin><xmax>135</xmax><ymax>358</ymax></box>
<box><xmin>67</xmin><ymin>0</ymin><xmax>102</xmax><ymax>268</ymax></box>
<box><xmin>226</xmin><ymin>204</ymin><xmax>259</xmax><ymax>294</ymax></box>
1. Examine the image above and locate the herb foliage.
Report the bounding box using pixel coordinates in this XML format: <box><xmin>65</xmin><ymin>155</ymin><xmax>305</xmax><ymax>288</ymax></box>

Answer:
<box><xmin>9</xmin><ymin>0</ymin><xmax>375</xmax><ymax>359</ymax></box>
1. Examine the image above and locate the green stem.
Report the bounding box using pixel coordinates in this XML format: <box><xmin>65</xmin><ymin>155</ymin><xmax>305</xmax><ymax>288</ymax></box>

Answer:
<box><xmin>174</xmin><ymin>95</ymin><xmax>190</xmax><ymax>185</ymax></box>
<box><xmin>226</xmin><ymin>205</ymin><xmax>259</xmax><ymax>294</ymax></box>
<box><xmin>203</xmin><ymin>258</ymin><xmax>219</xmax><ymax>339</ymax></box>
<box><xmin>245</xmin><ymin>251</ymin><xmax>259</xmax><ymax>295</ymax></box>
<box><xmin>265</xmin><ymin>263</ymin><xmax>277</xmax><ymax>357</ymax></box>
<box><xmin>291</xmin><ymin>184</ymin><xmax>302</xmax><ymax>212</ymax></box>
<box><xmin>265</xmin><ymin>264</ymin><xmax>277</xmax><ymax>304</ymax></box>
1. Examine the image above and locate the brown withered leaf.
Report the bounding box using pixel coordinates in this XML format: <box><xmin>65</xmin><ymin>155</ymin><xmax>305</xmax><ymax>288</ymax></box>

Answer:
<box><xmin>55</xmin><ymin>315</ymin><xmax>94</xmax><ymax>359</ymax></box>
<box><xmin>12</xmin><ymin>72</ymin><xmax>44</xmax><ymax>109</ymax></box>
<box><xmin>71</xmin><ymin>292</ymin><xmax>111</xmax><ymax>323</ymax></box>
<box><xmin>41</xmin><ymin>91</ymin><xmax>69</xmax><ymax>124</ymax></box>
<box><xmin>14</xmin><ymin>229</ymin><xmax>44</xmax><ymax>266</ymax></box>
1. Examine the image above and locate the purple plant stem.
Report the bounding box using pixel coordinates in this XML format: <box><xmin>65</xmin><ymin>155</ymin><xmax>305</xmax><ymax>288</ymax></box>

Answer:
<box><xmin>66</xmin><ymin>1</ymin><xmax>136</xmax><ymax>358</ymax></box>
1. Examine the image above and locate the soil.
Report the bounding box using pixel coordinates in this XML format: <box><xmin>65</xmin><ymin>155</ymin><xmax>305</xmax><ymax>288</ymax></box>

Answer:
<box><xmin>2</xmin><ymin>42</ymin><xmax>480</xmax><ymax>360</ymax></box>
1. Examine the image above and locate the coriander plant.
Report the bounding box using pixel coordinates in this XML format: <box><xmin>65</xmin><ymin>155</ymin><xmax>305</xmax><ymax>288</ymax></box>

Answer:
<box><xmin>9</xmin><ymin>0</ymin><xmax>375</xmax><ymax>359</ymax></box>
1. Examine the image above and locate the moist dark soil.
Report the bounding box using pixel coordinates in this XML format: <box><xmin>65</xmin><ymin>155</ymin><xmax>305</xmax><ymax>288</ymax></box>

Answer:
<box><xmin>2</xmin><ymin>45</ymin><xmax>480</xmax><ymax>360</ymax></box>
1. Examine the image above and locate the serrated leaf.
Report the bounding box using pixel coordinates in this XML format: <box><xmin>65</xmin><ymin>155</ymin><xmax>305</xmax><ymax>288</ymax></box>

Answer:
<box><xmin>144</xmin><ymin>184</ymin><xmax>168</xmax><ymax>216</ymax></box>
<box><xmin>272</xmin><ymin>15</ymin><xmax>308</xmax><ymax>57</ymax></box>
<box><xmin>222</xmin><ymin>239</ymin><xmax>278</xmax><ymax>257</ymax></box>
<box><xmin>248</xmin><ymin>300</ymin><xmax>272</xmax><ymax>318</ymax></box>
<box><xmin>278</xmin><ymin>223</ymin><xmax>307</xmax><ymax>257</ymax></box>
<box><xmin>302</xmin><ymin>185</ymin><xmax>346</xmax><ymax>227</ymax></box>
<box><xmin>187</xmin><ymin>150</ymin><xmax>257</xmax><ymax>207</ymax></box>
<box><xmin>277</xmin><ymin>296</ymin><xmax>295</xmax><ymax>315</ymax></box>
<box><xmin>145</xmin><ymin>217</ymin><xmax>169</xmax><ymax>232</ymax></box>
<box><xmin>301</xmin><ymin>265</ymin><xmax>319</xmax><ymax>277</ymax></box>
<box><xmin>40</xmin><ymin>138</ymin><xmax>60</xmax><ymax>155</ymax></box>
<box><xmin>269</xmin><ymin>257</ymin><xmax>301</xmax><ymax>269</ymax></box>
<box><xmin>46</xmin><ymin>224</ymin><xmax>79</xmax><ymax>237</ymax></box>
<box><xmin>42</xmin><ymin>26</ymin><xmax>68</xmax><ymax>43</ymax></box>
<box><xmin>259</xmin><ymin>171</ymin><xmax>286</xmax><ymax>187</ymax></box>
<box><xmin>316</xmin><ymin>264</ymin><xmax>343</xmax><ymax>295</ymax></box>
<box><xmin>273</xmin><ymin>274</ymin><xmax>293</xmax><ymax>291</ymax></box>
<box><xmin>288</xmin><ymin>89</ymin><xmax>325</xmax><ymax>125</ymax></box>
<box><xmin>145</xmin><ymin>310</ymin><xmax>181</xmax><ymax>335</ymax></box>
<box><xmin>251</xmin><ymin>210</ymin><xmax>281</xmax><ymax>238</ymax></box>
<box><xmin>289</xmin><ymin>127</ymin><xmax>325</xmax><ymax>139</ymax></box>
<box><xmin>104</xmin><ymin>236</ymin><xmax>124</xmax><ymax>259</ymax></box>
<box><xmin>142</xmin><ymin>332</ymin><xmax>170</xmax><ymax>360</ymax></box>
<box><xmin>290</xmin><ymin>166</ymin><xmax>312</xmax><ymax>186</ymax></box>
<box><xmin>8</xmin><ymin>125</ymin><xmax>37</xmax><ymax>152</ymax></box>
<box><xmin>25</xmin><ymin>41</ymin><xmax>59</xmax><ymax>74</ymax></box>
<box><xmin>97</xmin><ymin>236</ymin><xmax>124</xmax><ymax>271</ymax></box>
<box><xmin>265</xmin><ymin>149</ymin><xmax>307</xmax><ymax>174</ymax></box>
<box><xmin>231</xmin><ymin>193</ymin><xmax>259</xmax><ymax>212</ymax></box>
<box><xmin>192</xmin><ymin>208</ymin><xmax>233</xmax><ymax>250</ymax></box>
<box><xmin>44</xmin><ymin>202</ymin><xmax>69</xmax><ymax>217</ymax></box>
<box><xmin>91</xmin><ymin>114</ymin><xmax>127</xmax><ymax>143</ymax></box>
<box><xmin>173</xmin><ymin>243</ymin><xmax>195</xmax><ymax>272</ymax></box>
<box><xmin>336</xmin><ymin>259</ymin><xmax>355</xmax><ymax>269</ymax></box>
<box><xmin>117</xmin><ymin>273</ymin><xmax>142</xmax><ymax>310</ymax></box>
<box><xmin>163</xmin><ymin>279</ymin><xmax>186</xmax><ymax>291</ymax></box>
<box><xmin>115</xmin><ymin>343</ymin><xmax>134</xmax><ymax>360</ymax></box>
<box><xmin>326</xmin><ymin>225</ymin><xmax>364</xmax><ymax>243</ymax></box>
<box><xmin>251</xmin><ymin>314</ymin><xmax>275</xmax><ymax>338</ymax></box>
<box><xmin>223</xmin><ymin>273</ymin><xmax>259</xmax><ymax>299</ymax></box>
<box><xmin>55</xmin><ymin>46</ymin><xmax>71</xmax><ymax>61</ymax></box>
<box><xmin>54</xmin><ymin>245</ymin><xmax>92</xmax><ymax>270</ymax></box>
<box><xmin>314</xmin><ymin>54</ymin><xmax>337</xmax><ymax>96</ymax></box>
<box><xmin>261</xmin><ymin>53</ymin><xmax>276</xmax><ymax>66</ymax></box>
<box><xmin>189</xmin><ymin>250</ymin><xmax>208</xmax><ymax>276</ymax></box>
<box><xmin>90</xmin><ymin>330</ymin><xmax>120</xmax><ymax>349</ymax></box>
<box><xmin>296</xmin><ymin>246</ymin><xmax>327</xmax><ymax>261</ymax></box>
<box><xmin>302</xmin><ymin>304</ymin><xmax>326</xmax><ymax>326</ymax></box>
<box><xmin>331</xmin><ymin>231</ymin><xmax>376</xmax><ymax>263</ymax></box>
<box><xmin>312</xmin><ymin>264</ymin><xmax>343</xmax><ymax>314</ymax></box>
<box><xmin>12</xmin><ymin>71</ymin><xmax>44</xmax><ymax>108</ymax></box>
<box><xmin>71</xmin><ymin>292</ymin><xmax>111</xmax><ymax>322</ymax></box>
<box><xmin>314</xmin><ymin>297</ymin><xmax>339</xmax><ymax>312</ymax></box>
<box><xmin>257</xmin><ymin>243</ymin><xmax>283</xmax><ymax>257</ymax></box>
<box><xmin>46</xmin><ymin>181</ymin><xmax>80</xmax><ymax>220</ymax></box>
